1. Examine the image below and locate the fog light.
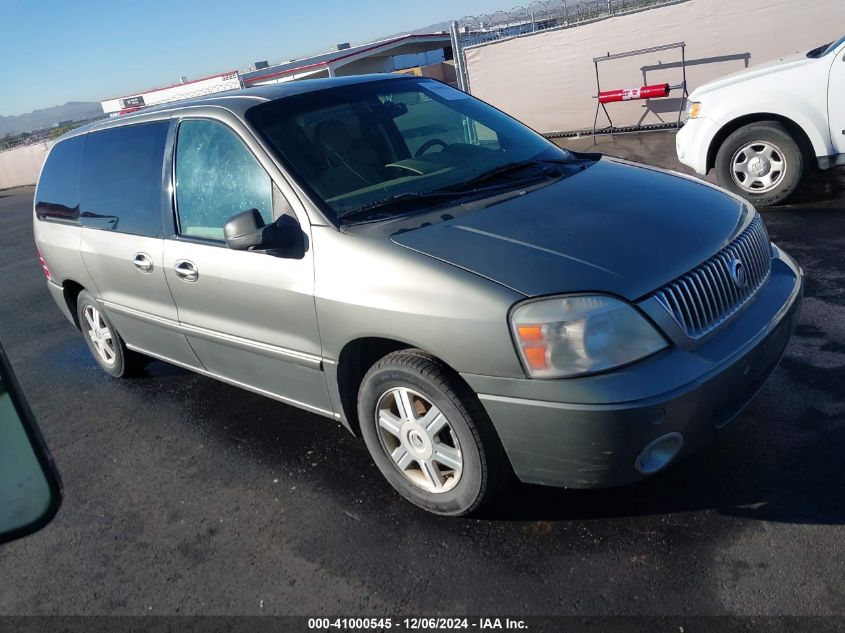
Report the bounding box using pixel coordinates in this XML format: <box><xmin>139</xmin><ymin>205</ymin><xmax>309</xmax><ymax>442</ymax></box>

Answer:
<box><xmin>635</xmin><ymin>432</ymin><xmax>684</xmax><ymax>474</ymax></box>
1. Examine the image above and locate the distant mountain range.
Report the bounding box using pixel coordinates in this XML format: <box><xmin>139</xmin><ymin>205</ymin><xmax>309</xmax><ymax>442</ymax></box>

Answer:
<box><xmin>0</xmin><ymin>102</ymin><xmax>103</xmax><ymax>137</ymax></box>
<box><xmin>396</xmin><ymin>21</ymin><xmax>453</xmax><ymax>36</ymax></box>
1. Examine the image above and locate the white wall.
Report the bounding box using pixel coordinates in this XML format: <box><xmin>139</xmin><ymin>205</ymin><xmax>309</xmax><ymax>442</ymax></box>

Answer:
<box><xmin>464</xmin><ymin>0</ymin><xmax>845</xmax><ymax>133</ymax></box>
<box><xmin>100</xmin><ymin>72</ymin><xmax>241</xmax><ymax>114</ymax></box>
<box><xmin>0</xmin><ymin>142</ymin><xmax>53</xmax><ymax>190</ymax></box>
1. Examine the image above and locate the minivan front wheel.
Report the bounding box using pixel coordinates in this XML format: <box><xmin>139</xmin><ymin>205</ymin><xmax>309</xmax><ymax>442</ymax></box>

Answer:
<box><xmin>76</xmin><ymin>290</ymin><xmax>147</xmax><ymax>378</ymax></box>
<box><xmin>715</xmin><ymin>121</ymin><xmax>805</xmax><ymax>206</ymax></box>
<box><xmin>358</xmin><ymin>350</ymin><xmax>509</xmax><ymax>516</ymax></box>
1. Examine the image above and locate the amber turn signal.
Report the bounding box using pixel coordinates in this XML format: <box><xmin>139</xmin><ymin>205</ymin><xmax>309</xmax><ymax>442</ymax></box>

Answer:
<box><xmin>516</xmin><ymin>325</ymin><xmax>544</xmax><ymax>342</ymax></box>
<box><xmin>522</xmin><ymin>346</ymin><xmax>548</xmax><ymax>370</ymax></box>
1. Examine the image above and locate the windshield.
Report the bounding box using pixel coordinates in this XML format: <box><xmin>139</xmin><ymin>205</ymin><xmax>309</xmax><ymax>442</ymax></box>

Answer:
<box><xmin>247</xmin><ymin>77</ymin><xmax>571</xmax><ymax>224</ymax></box>
<box><xmin>807</xmin><ymin>35</ymin><xmax>845</xmax><ymax>58</ymax></box>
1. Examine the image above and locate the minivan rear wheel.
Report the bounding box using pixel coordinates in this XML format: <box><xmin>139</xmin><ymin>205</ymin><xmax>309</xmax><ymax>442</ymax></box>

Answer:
<box><xmin>715</xmin><ymin>121</ymin><xmax>805</xmax><ymax>206</ymax></box>
<box><xmin>357</xmin><ymin>349</ymin><xmax>510</xmax><ymax>516</ymax></box>
<box><xmin>76</xmin><ymin>290</ymin><xmax>147</xmax><ymax>378</ymax></box>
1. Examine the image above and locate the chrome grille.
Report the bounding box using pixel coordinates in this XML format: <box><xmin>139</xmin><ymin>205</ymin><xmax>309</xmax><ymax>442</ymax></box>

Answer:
<box><xmin>651</xmin><ymin>215</ymin><xmax>772</xmax><ymax>339</ymax></box>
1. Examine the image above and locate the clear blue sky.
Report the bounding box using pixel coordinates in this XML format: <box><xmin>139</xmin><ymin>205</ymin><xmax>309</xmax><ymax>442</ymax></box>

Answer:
<box><xmin>1</xmin><ymin>0</ymin><xmax>508</xmax><ymax>116</ymax></box>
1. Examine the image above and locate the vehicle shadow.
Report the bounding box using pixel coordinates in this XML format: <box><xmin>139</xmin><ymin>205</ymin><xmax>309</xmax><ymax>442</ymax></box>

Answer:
<box><xmin>481</xmin><ymin>419</ymin><xmax>845</xmax><ymax>526</ymax></box>
<box><xmin>765</xmin><ymin>167</ymin><xmax>845</xmax><ymax>209</ymax></box>
<box><xmin>127</xmin><ymin>345</ymin><xmax>844</xmax><ymax>527</ymax></box>
<box><xmin>479</xmin><ymin>340</ymin><xmax>845</xmax><ymax>525</ymax></box>
<box><xmin>142</xmin><ymin>359</ymin><xmax>192</xmax><ymax>378</ymax></box>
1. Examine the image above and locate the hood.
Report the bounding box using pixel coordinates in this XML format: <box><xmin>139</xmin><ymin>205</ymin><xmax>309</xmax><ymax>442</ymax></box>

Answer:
<box><xmin>691</xmin><ymin>51</ymin><xmax>817</xmax><ymax>98</ymax></box>
<box><xmin>390</xmin><ymin>158</ymin><xmax>750</xmax><ymax>301</ymax></box>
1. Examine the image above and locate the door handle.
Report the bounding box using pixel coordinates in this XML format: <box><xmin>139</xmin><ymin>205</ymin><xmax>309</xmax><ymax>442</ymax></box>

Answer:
<box><xmin>132</xmin><ymin>252</ymin><xmax>154</xmax><ymax>273</ymax></box>
<box><xmin>174</xmin><ymin>260</ymin><xmax>198</xmax><ymax>282</ymax></box>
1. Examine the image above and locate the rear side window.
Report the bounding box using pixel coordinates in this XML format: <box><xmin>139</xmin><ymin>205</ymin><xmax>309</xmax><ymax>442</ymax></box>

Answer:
<box><xmin>175</xmin><ymin>119</ymin><xmax>272</xmax><ymax>240</ymax></box>
<box><xmin>35</xmin><ymin>136</ymin><xmax>84</xmax><ymax>221</ymax></box>
<box><xmin>79</xmin><ymin>121</ymin><xmax>169</xmax><ymax>237</ymax></box>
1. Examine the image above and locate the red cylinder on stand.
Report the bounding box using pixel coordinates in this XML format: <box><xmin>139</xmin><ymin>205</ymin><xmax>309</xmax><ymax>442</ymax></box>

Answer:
<box><xmin>598</xmin><ymin>83</ymin><xmax>671</xmax><ymax>104</ymax></box>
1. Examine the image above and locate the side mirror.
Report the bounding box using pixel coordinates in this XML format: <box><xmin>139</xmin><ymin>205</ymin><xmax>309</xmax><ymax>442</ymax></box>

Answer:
<box><xmin>0</xmin><ymin>343</ymin><xmax>61</xmax><ymax>545</ymax></box>
<box><xmin>223</xmin><ymin>209</ymin><xmax>268</xmax><ymax>251</ymax></box>
<box><xmin>224</xmin><ymin>209</ymin><xmax>303</xmax><ymax>256</ymax></box>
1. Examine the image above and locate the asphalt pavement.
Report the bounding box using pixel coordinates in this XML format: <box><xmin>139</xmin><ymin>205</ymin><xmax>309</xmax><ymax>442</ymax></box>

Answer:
<box><xmin>0</xmin><ymin>132</ymin><xmax>843</xmax><ymax>617</ymax></box>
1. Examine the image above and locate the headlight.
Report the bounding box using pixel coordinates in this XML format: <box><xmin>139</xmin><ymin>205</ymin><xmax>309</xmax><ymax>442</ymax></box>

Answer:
<box><xmin>510</xmin><ymin>295</ymin><xmax>668</xmax><ymax>378</ymax></box>
<box><xmin>684</xmin><ymin>101</ymin><xmax>702</xmax><ymax>121</ymax></box>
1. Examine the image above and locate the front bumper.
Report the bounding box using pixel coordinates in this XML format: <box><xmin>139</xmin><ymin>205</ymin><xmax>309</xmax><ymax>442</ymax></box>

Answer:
<box><xmin>676</xmin><ymin>117</ymin><xmax>720</xmax><ymax>175</ymax></box>
<box><xmin>463</xmin><ymin>247</ymin><xmax>803</xmax><ymax>489</ymax></box>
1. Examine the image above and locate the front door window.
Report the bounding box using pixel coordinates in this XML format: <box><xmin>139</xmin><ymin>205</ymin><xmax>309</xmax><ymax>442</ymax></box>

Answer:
<box><xmin>175</xmin><ymin>119</ymin><xmax>272</xmax><ymax>240</ymax></box>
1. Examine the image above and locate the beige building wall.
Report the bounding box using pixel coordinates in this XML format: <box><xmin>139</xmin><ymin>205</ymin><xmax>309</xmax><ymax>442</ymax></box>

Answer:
<box><xmin>464</xmin><ymin>0</ymin><xmax>845</xmax><ymax>133</ymax></box>
<box><xmin>0</xmin><ymin>141</ymin><xmax>53</xmax><ymax>190</ymax></box>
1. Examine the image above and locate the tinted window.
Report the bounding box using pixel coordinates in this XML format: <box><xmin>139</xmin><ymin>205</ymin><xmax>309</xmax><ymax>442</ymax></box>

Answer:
<box><xmin>79</xmin><ymin>121</ymin><xmax>169</xmax><ymax>237</ymax></box>
<box><xmin>35</xmin><ymin>136</ymin><xmax>84</xmax><ymax>221</ymax></box>
<box><xmin>175</xmin><ymin>119</ymin><xmax>271</xmax><ymax>240</ymax></box>
<box><xmin>247</xmin><ymin>77</ymin><xmax>563</xmax><ymax>224</ymax></box>
<box><xmin>389</xmin><ymin>89</ymin><xmax>501</xmax><ymax>156</ymax></box>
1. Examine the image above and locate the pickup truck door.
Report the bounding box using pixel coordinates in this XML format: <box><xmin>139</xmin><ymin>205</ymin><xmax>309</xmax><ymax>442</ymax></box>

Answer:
<box><xmin>829</xmin><ymin>44</ymin><xmax>845</xmax><ymax>154</ymax></box>
<box><xmin>162</xmin><ymin>117</ymin><xmax>333</xmax><ymax>417</ymax></box>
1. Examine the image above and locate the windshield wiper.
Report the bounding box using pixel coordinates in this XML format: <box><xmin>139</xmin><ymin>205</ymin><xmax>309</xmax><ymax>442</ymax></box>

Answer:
<box><xmin>441</xmin><ymin>158</ymin><xmax>570</xmax><ymax>193</ymax></box>
<box><xmin>337</xmin><ymin>158</ymin><xmax>575</xmax><ymax>224</ymax></box>
<box><xmin>337</xmin><ymin>190</ymin><xmax>471</xmax><ymax>222</ymax></box>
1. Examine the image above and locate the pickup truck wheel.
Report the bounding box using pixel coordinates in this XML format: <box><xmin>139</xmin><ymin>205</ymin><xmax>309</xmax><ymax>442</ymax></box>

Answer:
<box><xmin>76</xmin><ymin>290</ymin><xmax>147</xmax><ymax>378</ymax></box>
<box><xmin>357</xmin><ymin>349</ymin><xmax>510</xmax><ymax>516</ymax></box>
<box><xmin>715</xmin><ymin>121</ymin><xmax>805</xmax><ymax>206</ymax></box>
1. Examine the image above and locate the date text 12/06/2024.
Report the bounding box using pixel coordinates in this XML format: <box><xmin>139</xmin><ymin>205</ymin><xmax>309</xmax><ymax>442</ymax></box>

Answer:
<box><xmin>307</xmin><ymin>618</ymin><xmax>529</xmax><ymax>630</ymax></box>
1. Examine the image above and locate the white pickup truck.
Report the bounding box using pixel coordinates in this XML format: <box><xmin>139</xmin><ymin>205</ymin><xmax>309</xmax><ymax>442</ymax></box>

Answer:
<box><xmin>676</xmin><ymin>35</ymin><xmax>845</xmax><ymax>205</ymax></box>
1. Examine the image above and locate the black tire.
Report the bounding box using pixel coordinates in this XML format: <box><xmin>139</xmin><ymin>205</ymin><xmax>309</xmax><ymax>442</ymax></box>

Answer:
<box><xmin>358</xmin><ymin>349</ymin><xmax>510</xmax><ymax>516</ymax></box>
<box><xmin>76</xmin><ymin>290</ymin><xmax>148</xmax><ymax>378</ymax></box>
<box><xmin>715</xmin><ymin>121</ymin><xmax>806</xmax><ymax>206</ymax></box>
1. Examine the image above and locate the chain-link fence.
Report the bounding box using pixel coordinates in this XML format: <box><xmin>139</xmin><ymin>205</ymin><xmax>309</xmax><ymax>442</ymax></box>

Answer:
<box><xmin>450</xmin><ymin>0</ymin><xmax>689</xmax><ymax>91</ymax></box>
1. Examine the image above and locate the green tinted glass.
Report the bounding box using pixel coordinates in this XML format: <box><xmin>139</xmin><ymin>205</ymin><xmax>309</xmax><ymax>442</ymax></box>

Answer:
<box><xmin>0</xmin><ymin>350</ymin><xmax>61</xmax><ymax>544</ymax></box>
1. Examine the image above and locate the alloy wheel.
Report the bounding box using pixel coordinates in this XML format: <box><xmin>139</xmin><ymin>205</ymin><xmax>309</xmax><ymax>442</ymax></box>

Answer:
<box><xmin>83</xmin><ymin>305</ymin><xmax>116</xmax><ymax>366</ymax></box>
<box><xmin>375</xmin><ymin>387</ymin><xmax>463</xmax><ymax>493</ymax></box>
